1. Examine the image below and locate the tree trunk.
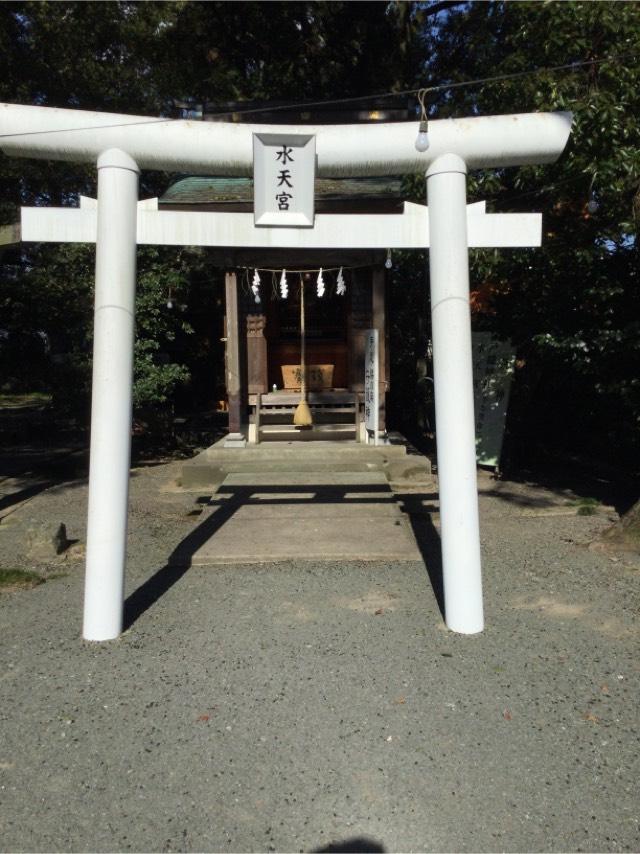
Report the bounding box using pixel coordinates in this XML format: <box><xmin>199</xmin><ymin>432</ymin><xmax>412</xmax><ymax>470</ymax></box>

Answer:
<box><xmin>598</xmin><ymin>499</ymin><xmax>640</xmax><ymax>552</ymax></box>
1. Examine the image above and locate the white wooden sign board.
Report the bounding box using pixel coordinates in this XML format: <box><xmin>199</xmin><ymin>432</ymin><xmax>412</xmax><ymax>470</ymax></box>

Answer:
<box><xmin>253</xmin><ymin>133</ymin><xmax>316</xmax><ymax>228</ymax></box>
<box><xmin>472</xmin><ymin>332</ymin><xmax>516</xmax><ymax>468</ymax></box>
<box><xmin>365</xmin><ymin>328</ymin><xmax>379</xmax><ymax>445</ymax></box>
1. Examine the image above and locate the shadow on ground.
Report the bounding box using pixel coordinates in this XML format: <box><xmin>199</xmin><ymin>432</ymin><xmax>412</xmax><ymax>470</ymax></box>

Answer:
<box><xmin>312</xmin><ymin>838</ymin><xmax>386</xmax><ymax>853</ymax></box>
<box><xmin>502</xmin><ymin>459</ymin><xmax>638</xmax><ymax>515</ymax></box>
<box><xmin>395</xmin><ymin>492</ymin><xmax>444</xmax><ymax>619</ymax></box>
<box><xmin>124</xmin><ymin>482</ymin><xmax>444</xmax><ymax>631</ymax></box>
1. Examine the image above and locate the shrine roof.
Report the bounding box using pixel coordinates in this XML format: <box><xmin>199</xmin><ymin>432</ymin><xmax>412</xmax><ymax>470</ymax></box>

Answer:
<box><xmin>159</xmin><ymin>176</ymin><xmax>405</xmax><ymax>213</ymax></box>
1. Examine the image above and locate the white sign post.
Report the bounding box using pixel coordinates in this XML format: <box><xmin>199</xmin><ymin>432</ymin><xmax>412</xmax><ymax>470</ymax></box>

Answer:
<box><xmin>253</xmin><ymin>133</ymin><xmax>315</xmax><ymax>227</ymax></box>
<box><xmin>364</xmin><ymin>329</ymin><xmax>379</xmax><ymax>446</ymax></box>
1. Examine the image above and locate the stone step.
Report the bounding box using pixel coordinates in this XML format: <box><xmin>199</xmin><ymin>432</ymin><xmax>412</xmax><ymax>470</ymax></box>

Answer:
<box><xmin>220</xmin><ymin>471</ymin><xmax>388</xmax><ymax>487</ymax></box>
<box><xmin>171</xmin><ymin>471</ymin><xmax>423</xmax><ymax>565</ymax></box>
<box><xmin>205</xmin><ymin>438</ymin><xmax>409</xmax><ymax>459</ymax></box>
<box><xmin>180</xmin><ymin>436</ymin><xmax>433</xmax><ymax>490</ymax></box>
<box><xmin>258</xmin><ymin>424</ymin><xmax>357</xmax><ymax>441</ymax></box>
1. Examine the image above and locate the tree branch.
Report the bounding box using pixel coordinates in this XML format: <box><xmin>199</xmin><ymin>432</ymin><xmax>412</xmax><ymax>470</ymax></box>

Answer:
<box><xmin>422</xmin><ymin>1</ymin><xmax>467</xmax><ymax>19</ymax></box>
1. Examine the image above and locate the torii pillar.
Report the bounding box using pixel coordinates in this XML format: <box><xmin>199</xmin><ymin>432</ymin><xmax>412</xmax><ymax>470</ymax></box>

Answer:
<box><xmin>83</xmin><ymin>149</ymin><xmax>139</xmax><ymax>641</ymax></box>
<box><xmin>427</xmin><ymin>154</ymin><xmax>483</xmax><ymax>632</ymax></box>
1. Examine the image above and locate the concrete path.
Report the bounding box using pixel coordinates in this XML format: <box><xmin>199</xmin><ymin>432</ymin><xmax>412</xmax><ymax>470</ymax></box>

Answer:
<box><xmin>179</xmin><ymin>472</ymin><xmax>422</xmax><ymax>566</ymax></box>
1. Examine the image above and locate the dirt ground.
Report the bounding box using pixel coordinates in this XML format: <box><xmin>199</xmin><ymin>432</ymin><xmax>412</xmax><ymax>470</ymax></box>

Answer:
<box><xmin>0</xmin><ymin>446</ymin><xmax>638</xmax><ymax>852</ymax></box>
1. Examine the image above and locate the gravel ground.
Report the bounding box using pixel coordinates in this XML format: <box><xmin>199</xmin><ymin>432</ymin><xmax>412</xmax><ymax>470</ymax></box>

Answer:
<box><xmin>0</xmin><ymin>457</ymin><xmax>638</xmax><ymax>853</ymax></box>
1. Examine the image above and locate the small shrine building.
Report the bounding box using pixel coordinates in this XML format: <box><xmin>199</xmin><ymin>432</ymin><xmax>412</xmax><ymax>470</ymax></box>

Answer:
<box><xmin>159</xmin><ymin>99</ymin><xmax>415</xmax><ymax>445</ymax></box>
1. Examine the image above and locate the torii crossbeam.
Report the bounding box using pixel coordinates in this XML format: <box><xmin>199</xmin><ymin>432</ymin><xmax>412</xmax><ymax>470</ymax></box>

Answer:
<box><xmin>17</xmin><ymin>197</ymin><xmax>542</xmax><ymax>249</ymax></box>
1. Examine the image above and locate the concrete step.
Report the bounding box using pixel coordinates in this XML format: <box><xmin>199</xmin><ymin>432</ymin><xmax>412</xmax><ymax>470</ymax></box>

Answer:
<box><xmin>258</xmin><ymin>424</ymin><xmax>357</xmax><ymax>441</ymax></box>
<box><xmin>171</xmin><ymin>470</ymin><xmax>423</xmax><ymax>565</ymax></box>
<box><xmin>221</xmin><ymin>471</ymin><xmax>389</xmax><ymax>487</ymax></box>
<box><xmin>179</xmin><ymin>436</ymin><xmax>433</xmax><ymax>490</ymax></box>
<box><xmin>205</xmin><ymin>438</ymin><xmax>409</xmax><ymax>459</ymax></box>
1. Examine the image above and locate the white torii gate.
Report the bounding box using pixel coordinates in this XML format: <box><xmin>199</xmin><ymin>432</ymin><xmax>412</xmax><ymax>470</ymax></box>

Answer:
<box><xmin>0</xmin><ymin>103</ymin><xmax>572</xmax><ymax>641</ymax></box>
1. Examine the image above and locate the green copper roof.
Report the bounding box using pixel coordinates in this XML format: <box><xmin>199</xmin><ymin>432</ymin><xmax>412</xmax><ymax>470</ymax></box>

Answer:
<box><xmin>160</xmin><ymin>176</ymin><xmax>404</xmax><ymax>205</ymax></box>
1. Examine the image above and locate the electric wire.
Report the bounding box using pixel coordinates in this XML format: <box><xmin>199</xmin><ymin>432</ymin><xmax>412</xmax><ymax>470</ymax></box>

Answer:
<box><xmin>237</xmin><ymin>264</ymin><xmax>369</xmax><ymax>274</ymax></box>
<box><xmin>190</xmin><ymin>52</ymin><xmax>638</xmax><ymax>119</ymax></box>
<box><xmin>0</xmin><ymin>50</ymin><xmax>635</xmax><ymax>140</ymax></box>
<box><xmin>0</xmin><ymin>117</ymin><xmax>173</xmax><ymax>140</ymax></box>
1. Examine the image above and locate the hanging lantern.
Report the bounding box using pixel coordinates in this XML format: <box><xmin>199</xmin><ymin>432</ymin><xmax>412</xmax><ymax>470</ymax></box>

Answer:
<box><xmin>280</xmin><ymin>268</ymin><xmax>288</xmax><ymax>299</ymax></box>
<box><xmin>336</xmin><ymin>267</ymin><xmax>346</xmax><ymax>296</ymax></box>
<box><xmin>251</xmin><ymin>268</ymin><xmax>261</xmax><ymax>303</ymax></box>
<box><xmin>317</xmin><ymin>267</ymin><xmax>325</xmax><ymax>297</ymax></box>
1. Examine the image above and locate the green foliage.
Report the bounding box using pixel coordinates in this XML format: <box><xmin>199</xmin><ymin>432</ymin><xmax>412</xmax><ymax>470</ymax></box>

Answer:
<box><xmin>153</xmin><ymin>1</ymin><xmax>425</xmax><ymax>104</ymax></box>
<box><xmin>133</xmin><ymin>343</ymin><xmax>189</xmax><ymax>407</ymax></box>
<box><xmin>387</xmin><ymin>249</ymin><xmax>432</xmax><ymax>437</ymax></box>
<box><xmin>1</xmin><ymin>243</ymin><xmax>94</xmax><ymax>401</ymax></box>
<box><xmin>132</xmin><ymin>247</ymin><xmax>194</xmax><ymax>407</ymax></box>
<box><xmin>0</xmin><ymin>567</ymin><xmax>44</xmax><ymax>590</ymax></box>
<box><xmin>573</xmin><ymin>496</ymin><xmax>601</xmax><ymax>516</ymax></box>
<box><xmin>0</xmin><ymin>1</ymin><xmax>426</xmax><ymax>418</ymax></box>
<box><xmin>1</xmin><ymin>1</ymin><xmax>639</xmax><ymax>472</ymax></box>
<box><xmin>426</xmin><ymin>1</ymin><xmax>640</xmax><ymax>467</ymax></box>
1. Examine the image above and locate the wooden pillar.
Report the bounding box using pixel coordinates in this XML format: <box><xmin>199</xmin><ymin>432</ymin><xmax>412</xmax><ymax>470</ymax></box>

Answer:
<box><xmin>247</xmin><ymin>314</ymin><xmax>268</xmax><ymax>393</ymax></box>
<box><xmin>372</xmin><ymin>266</ymin><xmax>387</xmax><ymax>436</ymax></box>
<box><xmin>347</xmin><ymin>268</ymin><xmax>371</xmax><ymax>392</ymax></box>
<box><xmin>224</xmin><ymin>271</ymin><xmax>246</xmax><ymax>447</ymax></box>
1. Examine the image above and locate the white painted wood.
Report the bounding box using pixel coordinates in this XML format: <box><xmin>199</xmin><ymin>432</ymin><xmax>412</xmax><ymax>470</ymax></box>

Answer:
<box><xmin>0</xmin><ymin>102</ymin><xmax>572</xmax><ymax>175</ymax></box>
<box><xmin>427</xmin><ymin>153</ymin><xmax>484</xmax><ymax>635</ymax></box>
<box><xmin>20</xmin><ymin>203</ymin><xmax>542</xmax><ymax>249</ymax></box>
<box><xmin>137</xmin><ymin>197</ymin><xmax>159</xmax><ymax>210</ymax></box>
<box><xmin>253</xmin><ymin>133</ymin><xmax>315</xmax><ymax>226</ymax></box>
<box><xmin>22</xmin><ymin>208</ymin><xmax>97</xmax><ymax>242</ymax></box>
<box><xmin>82</xmin><ymin>149</ymin><xmax>139</xmax><ymax>642</ymax></box>
<box><xmin>80</xmin><ymin>195</ymin><xmax>157</xmax><ymax>210</ymax></box>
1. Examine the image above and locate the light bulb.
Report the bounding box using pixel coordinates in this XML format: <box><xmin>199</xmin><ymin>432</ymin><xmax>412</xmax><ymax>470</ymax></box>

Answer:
<box><xmin>415</xmin><ymin>131</ymin><xmax>429</xmax><ymax>152</ymax></box>
<box><xmin>587</xmin><ymin>198</ymin><xmax>598</xmax><ymax>214</ymax></box>
<box><xmin>415</xmin><ymin>120</ymin><xmax>429</xmax><ymax>152</ymax></box>
<box><xmin>385</xmin><ymin>251</ymin><xmax>392</xmax><ymax>270</ymax></box>
<box><xmin>166</xmin><ymin>299</ymin><xmax>173</xmax><ymax>309</ymax></box>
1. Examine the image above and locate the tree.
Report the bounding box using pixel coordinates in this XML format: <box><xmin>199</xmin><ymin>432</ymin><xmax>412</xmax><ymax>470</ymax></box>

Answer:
<box><xmin>0</xmin><ymin>1</ymin><xmax>429</xmax><ymax>417</ymax></box>
<box><xmin>597</xmin><ymin>499</ymin><xmax>640</xmax><ymax>558</ymax></box>
<box><xmin>0</xmin><ymin>2</ymin><xmax>191</xmax><ymax>410</ymax></box>
<box><xmin>5</xmin><ymin>0</ymin><xmax>638</xmax><ymax>482</ymax></box>
<box><xmin>424</xmin><ymin>1</ymin><xmax>640</xmax><ymax>472</ymax></box>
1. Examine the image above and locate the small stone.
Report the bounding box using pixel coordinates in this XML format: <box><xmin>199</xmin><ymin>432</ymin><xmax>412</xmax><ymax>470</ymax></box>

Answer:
<box><xmin>25</xmin><ymin>521</ymin><xmax>76</xmax><ymax>562</ymax></box>
<box><xmin>52</xmin><ymin>523</ymin><xmax>69</xmax><ymax>555</ymax></box>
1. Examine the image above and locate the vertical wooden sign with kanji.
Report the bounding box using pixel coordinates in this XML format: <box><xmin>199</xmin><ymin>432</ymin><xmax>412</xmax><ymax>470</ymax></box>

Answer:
<box><xmin>365</xmin><ymin>328</ymin><xmax>379</xmax><ymax>445</ymax></box>
<box><xmin>253</xmin><ymin>133</ymin><xmax>316</xmax><ymax>227</ymax></box>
